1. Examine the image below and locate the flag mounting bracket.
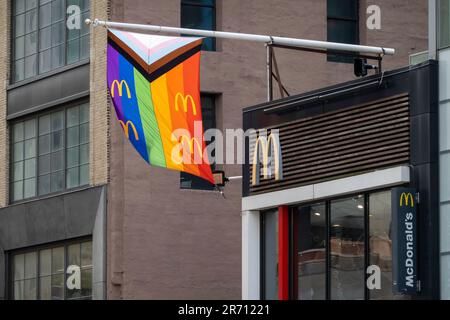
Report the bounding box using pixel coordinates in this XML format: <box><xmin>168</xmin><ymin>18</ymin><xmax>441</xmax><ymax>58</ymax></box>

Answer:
<box><xmin>86</xmin><ymin>18</ymin><xmax>394</xmax><ymax>103</ymax></box>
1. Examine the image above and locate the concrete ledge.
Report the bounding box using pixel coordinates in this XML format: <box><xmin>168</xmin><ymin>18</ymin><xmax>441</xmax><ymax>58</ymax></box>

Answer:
<box><xmin>242</xmin><ymin>166</ymin><xmax>410</xmax><ymax>211</ymax></box>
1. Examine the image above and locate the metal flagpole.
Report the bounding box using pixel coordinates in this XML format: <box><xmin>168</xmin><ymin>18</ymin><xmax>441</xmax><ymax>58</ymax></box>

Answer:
<box><xmin>85</xmin><ymin>19</ymin><xmax>395</xmax><ymax>57</ymax></box>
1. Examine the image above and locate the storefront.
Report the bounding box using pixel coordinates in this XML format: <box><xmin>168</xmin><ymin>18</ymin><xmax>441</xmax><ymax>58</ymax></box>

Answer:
<box><xmin>242</xmin><ymin>61</ymin><xmax>440</xmax><ymax>300</ymax></box>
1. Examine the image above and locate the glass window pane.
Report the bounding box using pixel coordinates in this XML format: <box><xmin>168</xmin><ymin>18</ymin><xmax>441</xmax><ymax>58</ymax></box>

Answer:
<box><xmin>24</xmin><ymin>54</ymin><xmax>37</xmax><ymax>79</ymax></box>
<box><xmin>67</xmin><ymin>39</ymin><xmax>80</xmax><ymax>64</ymax></box>
<box><xmin>330</xmin><ymin>195</ymin><xmax>365</xmax><ymax>300</ymax></box>
<box><xmin>39</xmin><ymin>249</ymin><xmax>51</xmax><ymax>276</ymax></box>
<box><xmin>51</xmin><ymin>273</ymin><xmax>64</xmax><ymax>299</ymax></box>
<box><xmin>24</xmin><ymin>158</ymin><xmax>36</xmax><ymax>179</ymax></box>
<box><xmin>24</xmin><ymin>252</ymin><xmax>37</xmax><ymax>278</ymax></box>
<box><xmin>14</xmin><ymin>142</ymin><xmax>24</xmax><ymax>161</ymax></box>
<box><xmin>51</xmin><ymin>21</ymin><xmax>65</xmax><ymax>46</ymax></box>
<box><xmin>39</xmin><ymin>276</ymin><xmax>51</xmax><ymax>300</ymax></box>
<box><xmin>39</xmin><ymin>135</ymin><xmax>50</xmax><ymax>155</ymax></box>
<box><xmin>51</xmin><ymin>170</ymin><xmax>64</xmax><ymax>192</ymax></box>
<box><xmin>25</xmin><ymin>8</ymin><xmax>38</xmax><ymax>33</ymax></box>
<box><xmin>39</xmin><ymin>154</ymin><xmax>50</xmax><ymax>174</ymax></box>
<box><xmin>80</xmin><ymin>268</ymin><xmax>92</xmax><ymax>297</ymax></box>
<box><xmin>81</xmin><ymin>11</ymin><xmax>90</xmax><ymax>36</ymax></box>
<box><xmin>80</xmin><ymin>0</ymin><xmax>89</xmax><ymax>11</ymax></box>
<box><xmin>38</xmin><ymin>174</ymin><xmax>51</xmax><ymax>195</ymax></box>
<box><xmin>51</xmin><ymin>44</ymin><xmax>65</xmax><ymax>68</ymax></box>
<box><xmin>80</xmin><ymin>144</ymin><xmax>89</xmax><ymax>164</ymax></box>
<box><xmin>51</xmin><ymin>150</ymin><xmax>63</xmax><ymax>171</ymax></box>
<box><xmin>14</xmin><ymin>122</ymin><xmax>24</xmax><ymax>142</ymax></box>
<box><xmin>66</xmin><ymin>147</ymin><xmax>79</xmax><ymax>168</ymax></box>
<box><xmin>263</xmin><ymin>209</ymin><xmax>278</xmax><ymax>300</ymax></box>
<box><xmin>24</xmin><ymin>119</ymin><xmax>36</xmax><ymax>139</ymax></box>
<box><xmin>51</xmin><ymin>111</ymin><xmax>64</xmax><ymax>131</ymax></box>
<box><xmin>39</xmin><ymin>2</ymin><xmax>51</xmax><ymax>28</ymax></box>
<box><xmin>14</xmin><ymin>254</ymin><xmax>25</xmax><ymax>280</ymax></box>
<box><xmin>51</xmin><ymin>247</ymin><xmax>64</xmax><ymax>273</ymax></box>
<box><xmin>294</xmin><ymin>203</ymin><xmax>326</xmax><ymax>300</ymax></box>
<box><xmin>81</xmin><ymin>242</ymin><xmax>92</xmax><ymax>267</ymax></box>
<box><xmin>51</xmin><ymin>130</ymin><xmax>63</xmax><ymax>151</ymax></box>
<box><xmin>24</xmin><ymin>279</ymin><xmax>37</xmax><ymax>300</ymax></box>
<box><xmin>67</xmin><ymin>126</ymin><xmax>79</xmax><ymax>147</ymax></box>
<box><xmin>26</xmin><ymin>0</ymin><xmax>38</xmax><ymax>10</ymax></box>
<box><xmin>39</xmin><ymin>154</ymin><xmax>50</xmax><ymax>175</ymax></box>
<box><xmin>67</xmin><ymin>106</ymin><xmax>79</xmax><ymax>127</ymax></box>
<box><xmin>14</xmin><ymin>281</ymin><xmax>24</xmax><ymax>300</ymax></box>
<box><xmin>13</xmin><ymin>161</ymin><xmax>24</xmax><ymax>182</ymax></box>
<box><xmin>327</xmin><ymin>19</ymin><xmax>358</xmax><ymax>44</ymax></box>
<box><xmin>39</xmin><ymin>115</ymin><xmax>51</xmax><ymax>135</ymax></box>
<box><xmin>67</xmin><ymin>26</ymin><xmax>80</xmax><ymax>41</ymax></box>
<box><xmin>80</xmin><ymin>104</ymin><xmax>89</xmax><ymax>123</ymax></box>
<box><xmin>15</xmin><ymin>59</ymin><xmax>25</xmax><ymax>82</ymax></box>
<box><xmin>68</xmin><ymin>243</ymin><xmax>80</xmax><ymax>266</ymax></box>
<box><xmin>15</xmin><ymin>36</ymin><xmax>25</xmax><ymax>60</ymax></box>
<box><xmin>14</xmin><ymin>14</ymin><xmax>25</xmax><ymax>37</ymax></box>
<box><xmin>13</xmin><ymin>181</ymin><xmax>24</xmax><ymax>201</ymax></box>
<box><xmin>80</xmin><ymin>164</ymin><xmax>89</xmax><ymax>185</ymax></box>
<box><xmin>24</xmin><ymin>139</ymin><xmax>36</xmax><ymax>159</ymax></box>
<box><xmin>39</xmin><ymin>26</ymin><xmax>51</xmax><ymax>51</ymax></box>
<box><xmin>327</xmin><ymin>0</ymin><xmax>358</xmax><ymax>19</ymax></box>
<box><xmin>80</xmin><ymin>123</ymin><xmax>89</xmax><ymax>144</ymax></box>
<box><xmin>39</xmin><ymin>49</ymin><xmax>52</xmax><ymax>74</ymax></box>
<box><xmin>51</xmin><ymin>0</ymin><xmax>65</xmax><ymax>22</ymax></box>
<box><xmin>80</xmin><ymin>35</ymin><xmax>89</xmax><ymax>60</ymax></box>
<box><xmin>66</xmin><ymin>167</ymin><xmax>79</xmax><ymax>188</ymax></box>
<box><xmin>15</xmin><ymin>0</ymin><xmax>26</xmax><ymax>15</ymax></box>
<box><xmin>368</xmin><ymin>190</ymin><xmax>405</xmax><ymax>300</ymax></box>
<box><xmin>25</xmin><ymin>31</ymin><xmax>38</xmax><ymax>56</ymax></box>
<box><xmin>181</xmin><ymin>5</ymin><xmax>214</xmax><ymax>30</ymax></box>
<box><xmin>24</xmin><ymin>178</ymin><xmax>36</xmax><ymax>198</ymax></box>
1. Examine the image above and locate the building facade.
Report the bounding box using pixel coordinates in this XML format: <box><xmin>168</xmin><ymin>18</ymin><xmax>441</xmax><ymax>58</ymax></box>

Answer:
<box><xmin>0</xmin><ymin>0</ymin><xmax>428</xmax><ymax>299</ymax></box>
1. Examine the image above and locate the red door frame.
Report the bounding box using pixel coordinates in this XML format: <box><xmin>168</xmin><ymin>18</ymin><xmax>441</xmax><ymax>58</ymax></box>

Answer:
<box><xmin>278</xmin><ymin>205</ymin><xmax>289</xmax><ymax>300</ymax></box>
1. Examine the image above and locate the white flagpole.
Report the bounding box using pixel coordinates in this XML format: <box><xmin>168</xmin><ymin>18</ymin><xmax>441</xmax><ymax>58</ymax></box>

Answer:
<box><xmin>85</xmin><ymin>19</ymin><xmax>395</xmax><ymax>57</ymax></box>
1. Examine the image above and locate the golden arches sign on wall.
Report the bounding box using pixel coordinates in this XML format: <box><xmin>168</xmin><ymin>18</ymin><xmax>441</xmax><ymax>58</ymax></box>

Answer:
<box><xmin>174</xmin><ymin>93</ymin><xmax>197</xmax><ymax>116</ymax></box>
<box><xmin>251</xmin><ymin>132</ymin><xmax>283</xmax><ymax>186</ymax></box>
<box><xmin>111</xmin><ymin>80</ymin><xmax>132</xmax><ymax>99</ymax></box>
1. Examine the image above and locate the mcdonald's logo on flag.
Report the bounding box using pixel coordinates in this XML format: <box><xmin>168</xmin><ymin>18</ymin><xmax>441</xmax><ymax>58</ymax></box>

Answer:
<box><xmin>107</xmin><ymin>28</ymin><xmax>214</xmax><ymax>184</ymax></box>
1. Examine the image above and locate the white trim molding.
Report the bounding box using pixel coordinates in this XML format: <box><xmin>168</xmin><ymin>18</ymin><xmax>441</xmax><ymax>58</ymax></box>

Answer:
<box><xmin>242</xmin><ymin>210</ymin><xmax>261</xmax><ymax>300</ymax></box>
<box><xmin>242</xmin><ymin>166</ymin><xmax>410</xmax><ymax>211</ymax></box>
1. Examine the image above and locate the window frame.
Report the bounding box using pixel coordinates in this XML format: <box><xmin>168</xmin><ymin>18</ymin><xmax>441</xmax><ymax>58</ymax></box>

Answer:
<box><xmin>326</xmin><ymin>0</ymin><xmax>360</xmax><ymax>63</ymax></box>
<box><xmin>11</xmin><ymin>0</ymin><xmax>91</xmax><ymax>84</ymax></box>
<box><xmin>9</xmin><ymin>99</ymin><xmax>90</xmax><ymax>204</ymax></box>
<box><xmin>8</xmin><ymin>236</ymin><xmax>93</xmax><ymax>300</ymax></box>
<box><xmin>180</xmin><ymin>0</ymin><xmax>216</xmax><ymax>51</ymax></box>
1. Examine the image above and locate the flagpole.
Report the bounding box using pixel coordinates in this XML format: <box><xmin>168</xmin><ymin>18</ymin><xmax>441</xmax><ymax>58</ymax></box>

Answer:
<box><xmin>85</xmin><ymin>19</ymin><xmax>395</xmax><ymax>57</ymax></box>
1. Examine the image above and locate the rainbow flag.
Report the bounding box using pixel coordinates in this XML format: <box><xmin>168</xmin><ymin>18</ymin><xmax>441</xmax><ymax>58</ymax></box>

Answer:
<box><xmin>107</xmin><ymin>28</ymin><xmax>214</xmax><ymax>184</ymax></box>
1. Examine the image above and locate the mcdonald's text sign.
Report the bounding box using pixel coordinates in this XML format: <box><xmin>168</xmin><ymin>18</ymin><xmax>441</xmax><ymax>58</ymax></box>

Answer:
<box><xmin>392</xmin><ymin>187</ymin><xmax>418</xmax><ymax>294</ymax></box>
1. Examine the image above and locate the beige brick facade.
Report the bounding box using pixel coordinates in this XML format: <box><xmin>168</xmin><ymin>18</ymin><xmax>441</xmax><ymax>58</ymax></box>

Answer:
<box><xmin>0</xmin><ymin>1</ymin><xmax>10</xmax><ymax>208</ymax></box>
<box><xmin>89</xmin><ymin>0</ymin><xmax>110</xmax><ymax>186</ymax></box>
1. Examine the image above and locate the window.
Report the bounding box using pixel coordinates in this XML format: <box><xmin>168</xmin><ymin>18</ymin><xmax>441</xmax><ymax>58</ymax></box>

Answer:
<box><xmin>180</xmin><ymin>94</ymin><xmax>216</xmax><ymax>190</ymax></box>
<box><xmin>10</xmin><ymin>102</ymin><xmax>90</xmax><ymax>202</ymax></box>
<box><xmin>11</xmin><ymin>240</ymin><xmax>92</xmax><ymax>300</ymax></box>
<box><xmin>12</xmin><ymin>0</ymin><xmax>90</xmax><ymax>83</ymax></box>
<box><xmin>439</xmin><ymin>0</ymin><xmax>450</xmax><ymax>49</ymax></box>
<box><xmin>261</xmin><ymin>209</ymin><xmax>278</xmax><ymax>300</ymax></box>
<box><xmin>262</xmin><ymin>189</ymin><xmax>411</xmax><ymax>300</ymax></box>
<box><xmin>327</xmin><ymin>0</ymin><xmax>359</xmax><ymax>63</ymax></box>
<box><xmin>181</xmin><ymin>0</ymin><xmax>216</xmax><ymax>51</ymax></box>
<box><xmin>292</xmin><ymin>203</ymin><xmax>326</xmax><ymax>300</ymax></box>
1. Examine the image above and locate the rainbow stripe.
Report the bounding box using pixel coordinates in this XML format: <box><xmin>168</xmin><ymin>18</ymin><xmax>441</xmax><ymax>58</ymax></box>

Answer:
<box><xmin>107</xmin><ymin>29</ymin><xmax>214</xmax><ymax>184</ymax></box>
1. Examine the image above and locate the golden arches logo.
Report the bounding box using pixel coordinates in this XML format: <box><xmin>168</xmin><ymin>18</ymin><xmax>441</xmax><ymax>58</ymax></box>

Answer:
<box><xmin>251</xmin><ymin>133</ymin><xmax>283</xmax><ymax>186</ymax></box>
<box><xmin>400</xmin><ymin>192</ymin><xmax>414</xmax><ymax>207</ymax></box>
<box><xmin>179</xmin><ymin>135</ymin><xmax>203</xmax><ymax>158</ymax></box>
<box><xmin>175</xmin><ymin>93</ymin><xmax>197</xmax><ymax>116</ymax></box>
<box><xmin>119</xmin><ymin>120</ymin><xmax>139</xmax><ymax>141</ymax></box>
<box><xmin>111</xmin><ymin>80</ymin><xmax>131</xmax><ymax>99</ymax></box>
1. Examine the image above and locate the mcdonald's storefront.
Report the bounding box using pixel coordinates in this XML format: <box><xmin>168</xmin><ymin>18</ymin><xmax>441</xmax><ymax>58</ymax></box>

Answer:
<box><xmin>241</xmin><ymin>60</ymin><xmax>440</xmax><ymax>300</ymax></box>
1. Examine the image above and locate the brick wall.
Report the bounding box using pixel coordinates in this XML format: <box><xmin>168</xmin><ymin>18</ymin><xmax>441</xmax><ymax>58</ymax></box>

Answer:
<box><xmin>0</xmin><ymin>1</ymin><xmax>10</xmax><ymax>207</ymax></box>
<box><xmin>89</xmin><ymin>0</ymin><xmax>110</xmax><ymax>186</ymax></box>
